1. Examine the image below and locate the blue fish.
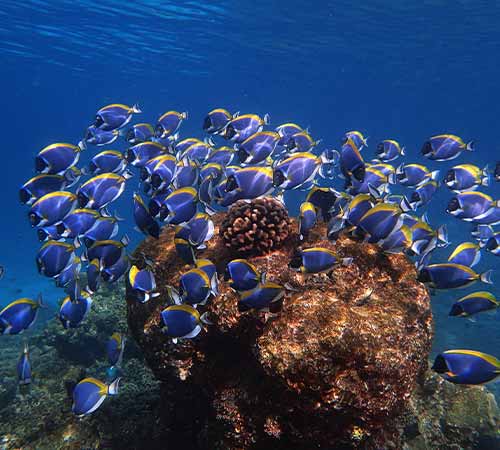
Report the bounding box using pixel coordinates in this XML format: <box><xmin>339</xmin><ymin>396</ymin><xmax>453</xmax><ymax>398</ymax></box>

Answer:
<box><xmin>221</xmin><ymin>113</ymin><xmax>270</xmax><ymax>143</ymax></box>
<box><xmin>37</xmin><ymin>224</ymin><xmax>63</xmax><ymax>242</ymax></box>
<box><xmin>375</xmin><ymin>140</ymin><xmax>404</xmax><ymax>162</ymax></box>
<box><xmin>35</xmin><ymin>143</ymin><xmax>81</xmax><ymax>175</ymax></box>
<box><xmin>0</xmin><ymin>294</ymin><xmax>43</xmax><ymax>335</ymax></box>
<box><xmin>133</xmin><ymin>193</ymin><xmax>160</xmax><ymax>238</ymax></box>
<box><xmin>159</xmin><ymin>187</ymin><xmax>198</xmax><ymax>225</ymax></box>
<box><xmin>470</xmin><ymin>206</ymin><xmax>500</xmax><ymax>226</ymax></box>
<box><xmin>289</xmin><ymin>247</ymin><xmax>352</xmax><ymax>274</ymax></box>
<box><xmin>77</xmin><ymin>172</ymin><xmax>132</xmax><ymax>210</ymax></box>
<box><xmin>495</xmin><ymin>162</ymin><xmax>500</xmax><ymax>182</ymax></box>
<box><xmin>224</xmin><ymin>259</ymin><xmax>264</xmax><ymax>292</ymax></box>
<box><xmin>449</xmin><ymin>292</ymin><xmax>499</xmax><ymax>318</ymax></box>
<box><xmin>195</xmin><ymin>258</ymin><xmax>217</xmax><ymax>281</ymax></box>
<box><xmin>446</xmin><ymin>191</ymin><xmax>497</xmax><ymax>221</ymax></box>
<box><xmin>199</xmin><ymin>163</ymin><xmax>223</xmax><ymax>183</ymax></box>
<box><xmin>72</xmin><ymin>377</ymin><xmax>121</xmax><ymax>417</ymax></box>
<box><xmin>407</xmin><ymin>180</ymin><xmax>439</xmax><ymax>209</ymax></box>
<box><xmin>82</xmin><ymin>215</ymin><xmax>120</xmax><ymax>247</ymax></box>
<box><xmin>29</xmin><ymin>191</ymin><xmax>77</xmax><ymax>227</ymax></box>
<box><xmin>80</xmin><ymin>126</ymin><xmax>120</xmax><ymax>148</ymax></box>
<box><xmin>275</xmin><ymin>123</ymin><xmax>304</xmax><ymax>148</ymax></box>
<box><xmin>87</xmin><ymin>150</ymin><xmax>127</xmax><ymax>175</ymax></box>
<box><xmin>160</xmin><ymin>304</ymin><xmax>210</xmax><ymax>343</ymax></box>
<box><xmin>57</xmin><ymin>208</ymin><xmax>100</xmax><ymax>238</ymax></box>
<box><xmin>59</xmin><ymin>291</ymin><xmax>93</xmax><ymax>329</ymax></box>
<box><xmin>107</xmin><ymin>332</ymin><xmax>126</xmax><ymax>367</ymax></box>
<box><xmin>128</xmin><ymin>265</ymin><xmax>159</xmax><ymax>303</ymax></box>
<box><xmin>20</xmin><ymin>174</ymin><xmax>73</xmax><ymax>205</ymax></box>
<box><xmin>126</xmin><ymin>141</ymin><xmax>168</xmax><ymax>168</ymax></box>
<box><xmin>172</xmin><ymin>159</ymin><xmax>199</xmax><ymax>189</ymax></box>
<box><xmin>101</xmin><ymin>254</ymin><xmax>130</xmax><ymax>283</ymax></box>
<box><xmin>389</xmin><ymin>163</ymin><xmax>439</xmax><ymax>187</ymax></box>
<box><xmin>305</xmin><ymin>186</ymin><xmax>339</xmax><ymax>222</ymax></box>
<box><xmin>86</xmin><ymin>237</ymin><xmax>129</xmax><ymax>269</ymax></box>
<box><xmin>142</xmin><ymin>154</ymin><xmax>176</xmax><ymax>189</ymax></box>
<box><xmin>339</xmin><ymin>138</ymin><xmax>365</xmax><ymax>182</ymax></box>
<box><xmin>36</xmin><ymin>240</ymin><xmax>76</xmax><ymax>278</ymax></box>
<box><xmin>206</xmin><ymin>146</ymin><xmax>236</xmax><ymax>166</ymax></box>
<box><xmin>344</xmin><ymin>131</ymin><xmax>368</xmax><ymax>150</ymax></box>
<box><xmin>348</xmin><ymin>167</ymin><xmax>389</xmax><ymax>196</ymax></box>
<box><xmin>178</xmin><ymin>141</ymin><xmax>213</xmax><ymax>163</ymax></box>
<box><xmin>417</xmin><ymin>263</ymin><xmax>493</xmax><ymax>289</ymax></box>
<box><xmin>357</xmin><ymin>203</ymin><xmax>406</xmax><ymax>243</ymax></box>
<box><xmin>378</xmin><ymin>225</ymin><xmax>413</xmax><ymax>254</ymax></box>
<box><xmin>409</xmin><ymin>219</ymin><xmax>448</xmax><ymax>255</ymax></box>
<box><xmin>155</xmin><ymin>110</ymin><xmax>188</xmax><ymax>138</ymax></box>
<box><xmin>94</xmin><ymin>103</ymin><xmax>141</xmax><ymax>131</ymax></box>
<box><xmin>483</xmin><ymin>232</ymin><xmax>500</xmax><ymax>256</ymax></box>
<box><xmin>432</xmin><ymin>350</ymin><xmax>500</xmax><ymax>385</ymax></box>
<box><xmin>203</xmin><ymin>108</ymin><xmax>236</xmax><ymax>134</ymax></box>
<box><xmin>17</xmin><ymin>344</ymin><xmax>32</xmax><ymax>385</ymax></box>
<box><xmin>448</xmin><ymin>242</ymin><xmax>481</xmax><ymax>267</ymax></box>
<box><xmin>238</xmin><ymin>281</ymin><xmax>284</xmax><ymax>312</ymax></box>
<box><xmin>422</xmin><ymin>134</ymin><xmax>474</xmax><ymax>161</ymax></box>
<box><xmin>286</xmin><ymin>131</ymin><xmax>321</xmax><ymax>153</ymax></box>
<box><xmin>55</xmin><ymin>256</ymin><xmax>81</xmax><ymax>288</ymax></box>
<box><xmin>174</xmin><ymin>238</ymin><xmax>196</xmax><ymax>265</ymax></box>
<box><xmin>299</xmin><ymin>201</ymin><xmax>317</xmax><ymax>240</ymax></box>
<box><xmin>148</xmin><ymin>190</ymin><xmax>173</xmax><ymax>218</ymax></box>
<box><xmin>237</xmin><ymin>131</ymin><xmax>280</xmax><ymax>165</ymax></box>
<box><xmin>174</xmin><ymin>137</ymin><xmax>204</xmax><ymax>154</ymax></box>
<box><xmin>173</xmin><ymin>267</ymin><xmax>218</xmax><ymax>306</ymax></box>
<box><xmin>443</xmin><ymin>164</ymin><xmax>489</xmax><ymax>192</ymax></box>
<box><xmin>87</xmin><ymin>259</ymin><xmax>101</xmax><ymax>294</ymax></box>
<box><xmin>327</xmin><ymin>193</ymin><xmax>374</xmax><ymax>240</ymax></box>
<box><xmin>126</xmin><ymin>123</ymin><xmax>154</xmax><ymax>144</ymax></box>
<box><xmin>224</xmin><ymin>166</ymin><xmax>274</xmax><ymax>201</ymax></box>
<box><xmin>181</xmin><ymin>213</ymin><xmax>214</xmax><ymax>248</ymax></box>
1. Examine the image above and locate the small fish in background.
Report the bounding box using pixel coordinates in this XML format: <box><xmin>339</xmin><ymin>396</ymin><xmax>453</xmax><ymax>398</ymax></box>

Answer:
<box><xmin>224</xmin><ymin>166</ymin><xmax>274</xmax><ymax>201</ymax></box>
<box><xmin>80</xmin><ymin>126</ymin><xmax>121</xmax><ymax>148</ymax></box>
<box><xmin>285</xmin><ymin>130</ymin><xmax>321</xmax><ymax>153</ymax></box>
<box><xmin>338</xmin><ymin>137</ymin><xmax>366</xmax><ymax>182</ymax></box>
<box><xmin>236</xmin><ymin>131</ymin><xmax>280</xmax><ymax>165</ymax></box>
<box><xmin>142</xmin><ymin>154</ymin><xmax>176</xmax><ymax>189</ymax></box>
<box><xmin>106</xmin><ymin>333</ymin><xmax>126</xmax><ymax>369</ymax></box>
<box><xmin>407</xmin><ymin>179</ymin><xmax>439</xmax><ymax>210</ymax></box>
<box><xmin>29</xmin><ymin>191</ymin><xmax>77</xmax><ymax>227</ymax></box>
<box><xmin>220</xmin><ymin>113</ymin><xmax>270</xmax><ymax>143</ymax></box>
<box><xmin>37</xmin><ymin>224</ymin><xmax>64</xmax><ymax>242</ymax></box>
<box><xmin>449</xmin><ymin>291</ymin><xmax>499</xmax><ymax>318</ymax></box>
<box><xmin>0</xmin><ymin>294</ymin><xmax>44</xmax><ymax>335</ymax></box>
<box><xmin>178</xmin><ymin>141</ymin><xmax>213</xmax><ymax>164</ymax></box>
<box><xmin>77</xmin><ymin>172</ymin><xmax>132</xmax><ymax>210</ymax></box>
<box><xmin>172</xmin><ymin>159</ymin><xmax>199</xmax><ymax>189</ymax></box>
<box><xmin>417</xmin><ymin>263</ymin><xmax>493</xmax><ymax>289</ymax></box>
<box><xmin>86</xmin><ymin>150</ymin><xmax>128</xmax><ymax>175</ymax></box>
<box><xmin>447</xmin><ymin>242</ymin><xmax>481</xmax><ymax>267</ymax></box>
<box><xmin>72</xmin><ymin>377</ymin><xmax>121</xmax><ymax>417</ymax></box>
<box><xmin>378</xmin><ymin>225</ymin><xmax>413</xmax><ymax>254</ymax></box>
<box><xmin>299</xmin><ymin>201</ymin><xmax>317</xmax><ymax>240</ymax></box>
<box><xmin>159</xmin><ymin>187</ymin><xmax>198</xmax><ymax>225</ymax></box>
<box><xmin>443</xmin><ymin>164</ymin><xmax>490</xmax><ymax>192</ymax></box>
<box><xmin>408</xmin><ymin>217</ymin><xmax>448</xmax><ymax>255</ymax></box>
<box><xmin>347</xmin><ymin>166</ymin><xmax>389</xmax><ymax>196</ymax></box>
<box><xmin>155</xmin><ymin>110</ymin><xmax>188</xmax><ymax>139</ymax></box>
<box><xmin>126</xmin><ymin>141</ymin><xmax>168</xmax><ymax>168</ymax></box>
<box><xmin>133</xmin><ymin>193</ymin><xmax>160</xmax><ymax>239</ymax></box>
<box><xmin>446</xmin><ymin>191</ymin><xmax>498</xmax><ymax>221</ymax></box>
<box><xmin>421</xmin><ymin>134</ymin><xmax>474</xmax><ymax>161</ymax></box>
<box><xmin>275</xmin><ymin>122</ymin><xmax>304</xmax><ymax>149</ymax></box>
<box><xmin>206</xmin><ymin>146</ymin><xmax>237</xmax><ymax>166</ymax></box>
<box><xmin>81</xmin><ymin>214</ymin><xmax>120</xmax><ymax>248</ymax></box>
<box><xmin>195</xmin><ymin>259</ymin><xmax>217</xmax><ymax>281</ymax></box>
<box><xmin>289</xmin><ymin>247</ymin><xmax>352</xmax><ymax>274</ymax></box>
<box><xmin>181</xmin><ymin>213</ymin><xmax>214</xmax><ymax>249</ymax></box>
<box><xmin>160</xmin><ymin>304</ymin><xmax>211</xmax><ymax>343</ymax></box>
<box><xmin>203</xmin><ymin>108</ymin><xmax>237</xmax><ymax>134</ymax></box>
<box><xmin>305</xmin><ymin>186</ymin><xmax>340</xmax><ymax>222</ymax></box>
<box><xmin>126</xmin><ymin>123</ymin><xmax>155</xmax><ymax>144</ymax></box>
<box><xmin>35</xmin><ymin>143</ymin><xmax>82</xmax><ymax>175</ymax></box>
<box><xmin>170</xmin><ymin>267</ymin><xmax>218</xmax><ymax>307</ymax></box>
<box><xmin>432</xmin><ymin>350</ymin><xmax>500</xmax><ymax>385</ymax></box>
<box><xmin>495</xmin><ymin>161</ymin><xmax>500</xmax><ymax>181</ymax></box>
<box><xmin>343</xmin><ymin>130</ymin><xmax>368</xmax><ymax>150</ymax></box>
<box><xmin>127</xmin><ymin>265</ymin><xmax>159</xmax><ymax>303</ymax></box>
<box><xmin>375</xmin><ymin>139</ymin><xmax>405</xmax><ymax>162</ymax></box>
<box><xmin>237</xmin><ymin>281</ymin><xmax>284</xmax><ymax>312</ymax></box>
<box><xmin>86</xmin><ymin>236</ymin><xmax>129</xmax><ymax>269</ymax></box>
<box><xmin>59</xmin><ymin>290</ymin><xmax>93</xmax><ymax>329</ymax></box>
<box><xmin>56</xmin><ymin>208</ymin><xmax>101</xmax><ymax>239</ymax></box>
<box><xmin>17</xmin><ymin>343</ymin><xmax>32</xmax><ymax>387</ymax></box>
<box><xmin>388</xmin><ymin>163</ymin><xmax>439</xmax><ymax>187</ymax></box>
<box><xmin>36</xmin><ymin>240</ymin><xmax>77</xmax><ymax>278</ymax></box>
<box><xmin>94</xmin><ymin>103</ymin><xmax>141</xmax><ymax>131</ymax></box>
<box><xmin>224</xmin><ymin>259</ymin><xmax>264</xmax><ymax>292</ymax></box>
<box><xmin>357</xmin><ymin>202</ymin><xmax>408</xmax><ymax>243</ymax></box>
<box><xmin>101</xmin><ymin>254</ymin><xmax>131</xmax><ymax>283</ymax></box>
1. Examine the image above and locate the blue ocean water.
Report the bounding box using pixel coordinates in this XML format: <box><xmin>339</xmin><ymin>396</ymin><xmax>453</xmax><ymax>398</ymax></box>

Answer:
<box><xmin>0</xmin><ymin>0</ymin><xmax>499</xmax><ymax>399</ymax></box>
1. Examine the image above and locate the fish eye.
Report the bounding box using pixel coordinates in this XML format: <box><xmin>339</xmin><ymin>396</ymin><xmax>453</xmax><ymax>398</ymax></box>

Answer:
<box><xmin>126</xmin><ymin>129</ymin><xmax>135</xmax><ymax>143</ymax></box>
<box><xmin>151</xmin><ymin>174</ymin><xmax>162</xmax><ymax>188</ymax></box>
<box><xmin>431</xmin><ymin>355</ymin><xmax>449</xmax><ymax>374</ymax></box>
<box><xmin>376</xmin><ymin>143</ymin><xmax>384</xmax><ymax>152</ymax></box>
<box><xmin>88</xmin><ymin>161</ymin><xmax>97</xmax><ymax>173</ymax></box>
<box><xmin>19</xmin><ymin>188</ymin><xmax>30</xmax><ymax>204</ymax></box>
<box><xmin>154</xmin><ymin>124</ymin><xmax>164</xmax><ymax>138</ymax></box>
<box><xmin>352</xmin><ymin>166</ymin><xmax>365</xmax><ymax>182</ymax></box>
<box><xmin>416</xmin><ymin>268</ymin><xmax>431</xmax><ymax>283</ymax></box>
<box><xmin>125</xmin><ymin>149</ymin><xmax>136</xmax><ymax>163</ymax></box>
<box><xmin>202</xmin><ymin>116</ymin><xmax>212</xmax><ymax>131</ymax></box>
<box><xmin>140</xmin><ymin>168</ymin><xmax>150</xmax><ymax>181</ymax></box>
<box><xmin>35</xmin><ymin>156</ymin><xmax>47</xmax><ymax>172</ymax></box>
<box><xmin>225</xmin><ymin>175</ymin><xmax>238</xmax><ymax>192</ymax></box>
<box><xmin>77</xmin><ymin>192</ymin><xmax>89</xmax><ymax>207</ymax></box>
<box><xmin>225</xmin><ymin>125</ymin><xmax>236</xmax><ymax>140</ymax></box>
<box><xmin>237</xmin><ymin>148</ymin><xmax>249</xmax><ymax>163</ymax></box>
<box><xmin>289</xmin><ymin>254</ymin><xmax>302</xmax><ymax>269</ymax></box>
<box><xmin>447</xmin><ymin>197</ymin><xmax>459</xmax><ymax>212</ymax></box>
<box><xmin>223</xmin><ymin>267</ymin><xmax>231</xmax><ymax>281</ymax></box>
<box><xmin>273</xmin><ymin>170</ymin><xmax>285</xmax><ymax>187</ymax></box>
<box><xmin>410</xmin><ymin>192</ymin><xmax>420</xmax><ymax>203</ymax></box>
<box><xmin>448</xmin><ymin>304</ymin><xmax>462</xmax><ymax>317</ymax></box>
<box><xmin>486</xmin><ymin>238</ymin><xmax>498</xmax><ymax>251</ymax></box>
<box><xmin>37</xmin><ymin>228</ymin><xmax>48</xmax><ymax>241</ymax></box>
<box><xmin>444</xmin><ymin>171</ymin><xmax>455</xmax><ymax>183</ymax></box>
<box><xmin>94</xmin><ymin>115</ymin><xmax>104</xmax><ymax>128</ymax></box>
<box><xmin>421</xmin><ymin>141</ymin><xmax>432</xmax><ymax>155</ymax></box>
<box><xmin>29</xmin><ymin>212</ymin><xmax>40</xmax><ymax>226</ymax></box>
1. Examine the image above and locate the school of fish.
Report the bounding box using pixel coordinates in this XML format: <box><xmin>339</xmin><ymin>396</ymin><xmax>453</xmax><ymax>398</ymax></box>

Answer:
<box><xmin>2</xmin><ymin>101</ymin><xmax>499</xmax><ymax>416</ymax></box>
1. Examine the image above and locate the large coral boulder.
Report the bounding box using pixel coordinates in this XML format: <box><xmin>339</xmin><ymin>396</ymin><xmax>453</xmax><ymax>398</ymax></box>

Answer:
<box><xmin>126</xmin><ymin>203</ymin><xmax>433</xmax><ymax>449</ymax></box>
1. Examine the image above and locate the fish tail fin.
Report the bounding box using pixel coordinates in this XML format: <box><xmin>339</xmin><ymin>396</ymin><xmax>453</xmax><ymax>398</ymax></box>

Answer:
<box><xmin>232</xmin><ymin>111</ymin><xmax>240</xmax><ymax>118</ymax></box>
<box><xmin>436</xmin><ymin>224</ymin><xmax>448</xmax><ymax>245</ymax></box>
<box><xmin>466</xmin><ymin>140</ymin><xmax>474</xmax><ymax>151</ymax></box>
<box><xmin>480</xmin><ymin>269</ymin><xmax>494</xmax><ymax>284</ymax></box>
<box><xmin>120</xmin><ymin>235</ymin><xmax>130</xmax><ymax>247</ymax></box>
<box><xmin>341</xmin><ymin>257</ymin><xmax>354</xmax><ymax>266</ymax></box>
<box><xmin>387</xmin><ymin>173</ymin><xmax>398</xmax><ymax>185</ymax></box>
<box><xmin>78</xmin><ymin>140</ymin><xmax>87</xmax><ymax>151</ymax></box>
<box><xmin>429</xmin><ymin>170</ymin><xmax>440</xmax><ymax>181</ymax></box>
<box><xmin>37</xmin><ymin>293</ymin><xmax>46</xmax><ymax>308</ymax></box>
<box><xmin>399</xmin><ymin>196</ymin><xmax>413</xmax><ymax>213</ymax></box>
<box><xmin>400</xmin><ymin>146</ymin><xmax>406</xmax><ymax>156</ymax></box>
<box><xmin>403</xmin><ymin>195</ymin><xmax>417</xmax><ymax>211</ymax></box>
<box><xmin>182</xmin><ymin>111</ymin><xmax>189</xmax><ymax>120</ymax></box>
<box><xmin>320</xmin><ymin>149</ymin><xmax>340</xmax><ymax>166</ymax></box>
<box><xmin>167</xmin><ymin>286</ymin><xmax>182</xmax><ymax>305</ymax></box>
<box><xmin>481</xmin><ymin>165</ymin><xmax>490</xmax><ymax>186</ymax></box>
<box><xmin>107</xmin><ymin>377</ymin><xmax>121</xmax><ymax>395</ymax></box>
<box><xmin>204</xmin><ymin>136</ymin><xmax>216</xmax><ymax>146</ymax></box>
<box><xmin>132</xmin><ymin>103</ymin><xmax>142</xmax><ymax>113</ymax></box>
<box><xmin>263</xmin><ymin>113</ymin><xmax>271</xmax><ymax>125</ymax></box>
<box><xmin>200</xmin><ymin>312</ymin><xmax>213</xmax><ymax>325</ymax></box>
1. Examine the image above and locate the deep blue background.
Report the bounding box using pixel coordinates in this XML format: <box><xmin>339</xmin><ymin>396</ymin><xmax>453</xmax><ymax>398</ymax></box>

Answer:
<box><xmin>0</xmin><ymin>1</ymin><xmax>499</xmax><ymax>395</ymax></box>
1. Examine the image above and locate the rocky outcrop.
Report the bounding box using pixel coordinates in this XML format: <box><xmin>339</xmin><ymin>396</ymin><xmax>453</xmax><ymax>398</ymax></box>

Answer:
<box><xmin>127</xmin><ymin>203</ymin><xmax>434</xmax><ymax>449</ymax></box>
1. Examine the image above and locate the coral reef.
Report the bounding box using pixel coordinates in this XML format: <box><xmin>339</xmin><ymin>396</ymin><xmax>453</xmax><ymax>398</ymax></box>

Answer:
<box><xmin>127</xmin><ymin>204</ymin><xmax>436</xmax><ymax>448</ymax></box>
